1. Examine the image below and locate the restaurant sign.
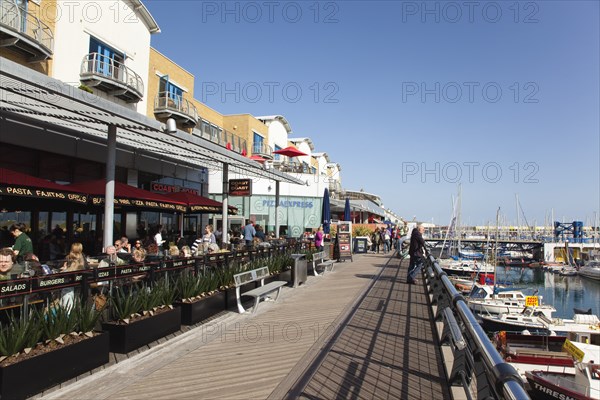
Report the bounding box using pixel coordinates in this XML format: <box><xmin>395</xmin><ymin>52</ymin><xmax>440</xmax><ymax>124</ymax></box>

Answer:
<box><xmin>0</xmin><ymin>185</ymin><xmax>88</xmax><ymax>204</ymax></box>
<box><xmin>151</xmin><ymin>182</ymin><xmax>199</xmax><ymax>195</ymax></box>
<box><xmin>89</xmin><ymin>196</ymin><xmax>187</xmax><ymax>212</ymax></box>
<box><xmin>229</xmin><ymin>179</ymin><xmax>252</xmax><ymax>196</ymax></box>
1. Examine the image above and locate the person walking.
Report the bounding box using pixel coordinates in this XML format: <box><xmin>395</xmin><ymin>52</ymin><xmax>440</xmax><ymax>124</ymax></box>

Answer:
<box><xmin>315</xmin><ymin>226</ymin><xmax>324</xmax><ymax>251</ymax></box>
<box><xmin>406</xmin><ymin>224</ymin><xmax>426</xmax><ymax>284</ymax></box>
<box><xmin>243</xmin><ymin>220</ymin><xmax>255</xmax><ymax>247</ymax></box>
<box><xmin>372</xmin><ymin>228</ymin><xmax>381</xmax><ymax>253</ymax></box>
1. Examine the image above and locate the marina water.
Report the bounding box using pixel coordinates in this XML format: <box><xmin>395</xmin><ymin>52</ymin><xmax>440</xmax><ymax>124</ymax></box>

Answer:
<box><xmin>493</xmin><ymin>266</ymin><xmax>600</xmax><ymax>319</ymax></box>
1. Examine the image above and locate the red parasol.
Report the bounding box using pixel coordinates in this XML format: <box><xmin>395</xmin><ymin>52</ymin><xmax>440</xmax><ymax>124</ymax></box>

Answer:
<box><xmin>273</xmin><ymin>146</ymin><xmax>307</xmax><ymax>157</ymax></box>
<box><xmin>249</xmin><ymin>155</ymin><xmax>266</xmax><ymax>163</ymax></box>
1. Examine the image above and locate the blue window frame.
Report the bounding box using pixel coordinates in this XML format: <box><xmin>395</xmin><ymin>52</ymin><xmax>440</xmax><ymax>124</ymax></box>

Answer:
<box><xmin>89</xmin><ymin>37</ymin><xmax>124</xmax><ymax>77</ymax></box>
<box><xmin>274</xmin><ymin>144</ymin><xmax>282</xmax><ymax>161</ymax></box>
<box><xmin>159</xmin><ymin>75</ymin><xmax>183</xmax><ymax>106</ymax></box>
<box><xmin>253</xmin><ymin>132</ymin><xmax>264</xmax><ymax>154</ymax></box>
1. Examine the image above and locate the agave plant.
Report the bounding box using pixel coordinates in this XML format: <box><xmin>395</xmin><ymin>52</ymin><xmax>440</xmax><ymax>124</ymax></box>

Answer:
<box><xmin>109</xmin><ymin>286</ymin><xmax>142</xmax><ymax>322</ymax></box>
<box><xmin>176</xmin><ymin>271</ymin><xmax>204</xmax><ymax>301</ymax></box>
<box><xmin>0</xmin><ymin>312</ymin><xmax>42</xmax><ymax>358</ymax></box>
<box><xmin>38</xmin><ymin>302</ymin><xmax>79</xmax><ymax>342</ymax></box>
<box><xmin>74</xmin><ymin>299</ymin><xmax>104</xmax><ymax>333</ymax></box>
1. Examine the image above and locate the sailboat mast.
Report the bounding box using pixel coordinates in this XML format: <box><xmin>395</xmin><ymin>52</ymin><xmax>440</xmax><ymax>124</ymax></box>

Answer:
<box><xmin>515</xmin><ymin>194</ymin><xmax>520</xmax><ymax>239</ymax></box>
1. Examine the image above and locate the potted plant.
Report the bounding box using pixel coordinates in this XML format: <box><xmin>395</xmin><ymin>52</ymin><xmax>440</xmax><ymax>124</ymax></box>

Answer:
<box><xmin>174</xmin><ymin>269</ymin><xmax>226</xmax><ymax>325</ymax></box>
<box><xmin>101</xmin><ymin>279</ymin><xmax>181</xmax><ymax>353</ymax></box>
<box><xmin>0</xmin><ymin>300</ymin><xmax>108</xmax><ymax>399</ymax></box>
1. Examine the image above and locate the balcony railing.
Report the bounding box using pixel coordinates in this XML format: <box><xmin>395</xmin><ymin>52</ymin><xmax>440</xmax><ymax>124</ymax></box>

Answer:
<box><xmin>252</xmin><ymin>142</ymin><xmax>273</xmax><ymax>159</ymax></box>
<box><xmin>80</xmin><ymin>52</ymin><xmax>144</xmax><ymax>103</ymax></box>
<box><xmin>193</xmin><ymin>127</ymin><xmax>248</xmax><ymax>155</ymax></box>
<box><xmin>154</xmin><ymin>92</ymin><xmax>198</xmax><ymax>127</ymax></box>
<box><xmin>0</xmin><ymin>0</ymin><xmax>53</xmax><ymax>60</ymax></box>
<box><xmin>278</xmin><ymin>163</ymin><xmax>314</xmax><ymax>174</ymax></box>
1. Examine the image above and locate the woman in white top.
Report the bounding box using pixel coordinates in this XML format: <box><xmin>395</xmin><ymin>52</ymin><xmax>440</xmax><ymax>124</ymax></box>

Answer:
<box><xmin>154</xmin><ymin>225</ymin><xmax>165</xmax><ymax>248</ymax></box>
<box><xmin>191</xmin><ymin>225</ymin><xmax>216</xmax><ymax>255</ymax></box>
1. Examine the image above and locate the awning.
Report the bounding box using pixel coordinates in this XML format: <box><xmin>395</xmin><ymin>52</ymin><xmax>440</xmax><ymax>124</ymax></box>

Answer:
<box><xmin>0</xmin><ymin>168</ymin><xmax>88</xmax><ymax>204</ymax></box>
<box><xmin>65</xmin><ymin>180</ymin><xmax>187</xmax><ymax>212</ymax></box>
<box><xmin>162</xmin><ymin>191</ymin><xmax>237</xmax><ymax>214</ymax></box>
<box><xmin>0</xmin><ymin>57</ymin><xmax>305</xmax><ymax>185</ymax></box>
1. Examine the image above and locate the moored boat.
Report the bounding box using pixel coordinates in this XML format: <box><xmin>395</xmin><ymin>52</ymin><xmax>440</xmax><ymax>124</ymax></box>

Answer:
<box><xmin>525</xmin><ymin>341</ymin><xmax>600</xmax><ymax>400</ymax></box>
<box><xmin>468</xmin><ymin>284</ymin><xmax>555</xmax><ymax>318</ymax></box>
<box><xmin>579</xmin><ymin>260</ymin><xmax>600</xmax><ymax>281</ymax></box>
<box><xmin>481</xmin><ymin>312</ymin><xmax>600</xmax><ymax>343</ymax></box>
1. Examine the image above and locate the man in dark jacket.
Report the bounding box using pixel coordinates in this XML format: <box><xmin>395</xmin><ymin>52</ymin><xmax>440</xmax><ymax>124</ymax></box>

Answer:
<box><xmin>407</xmin><ymin>224</ymin><xmax>426</xmax><ymax>284</ymax></box>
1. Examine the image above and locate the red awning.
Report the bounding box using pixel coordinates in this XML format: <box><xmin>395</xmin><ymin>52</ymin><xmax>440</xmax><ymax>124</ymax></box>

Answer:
<box><xmin>273</xmin><ymin>146</ymin><xmax>307</xmax><ymax>157</ymax></box>
<box><xmin>162</xmin><ymin>192</ymin><xmax>238</xmax><ymax>214</ymax></box>
<box><xmin>65</xmin><ymin>180</ymin><xmax>187</xmax><ymax>212</ymax></box>
<box><xmin>0</xmin><ymin>168</ymin><xmax>88</xmax><ymax>204</ymax></box>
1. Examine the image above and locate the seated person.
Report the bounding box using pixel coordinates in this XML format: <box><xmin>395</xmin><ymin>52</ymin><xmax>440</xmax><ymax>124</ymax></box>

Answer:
<box><xmin>169</xmin><ymin>245</ymin><xmax>180</xmax><ymax>257</ymax></box>
<box><xmin>0</xmin><ymin>247</ymin><xmax>25</xmax><ymax>280</ymax></box>
<box><xmin>98</xmin><ymin>245</ymin><xmax>126</xmax><ymax>268</ymax></box>
<box><xmin>180</xmin><ymin>245</ymin><xmax>192</xmax><ymax>258</ymax></box>
<box><xmin>130</xmin><ymin>249</ymin><xmax>147</xmax><ymax>282</ymax></box>
<box><xmin>207</xmin><ymin>243</ymin><xmax>220</xmax><ymax>254</ymax></box>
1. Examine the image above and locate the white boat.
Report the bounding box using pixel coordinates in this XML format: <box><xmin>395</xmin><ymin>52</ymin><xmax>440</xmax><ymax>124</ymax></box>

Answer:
<box><xmin>579</xmin><ymin>260</ymin><xmax>600</xmax><ymax>281</ymax></box>
<box><xmin>481</xmin><ymin>312</ymin><xmax>600</xmax><ymax>342</ymax></box>
<box><xmin>468</xmin><ymin>284</ymin><xmax>555</xmax><ymax>318</ymax></box>
<box><xmin>559</xmin><ymin>265</ymin><xmax>579</xmax><ymax>276</ymax></box>
<box><xmin>525</xmin><ymin>341</ymin><xmax>600</xmax><ymax>400</ymax></box>
<box><xmin>438</xmin><ymin>259</ymin><xmax>495</xmax><ymax>276</ymax></box>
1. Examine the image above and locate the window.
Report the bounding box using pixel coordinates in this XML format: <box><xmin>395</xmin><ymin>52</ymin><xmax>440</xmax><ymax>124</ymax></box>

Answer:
<box><xmin>274</xmin><ymin>145</ymin><xmax>282</xmax><ymax>161</ymax></box>
<box><xmin>253</xmin><ymin>132</ymin><xmax>264</xmax><ymax>153</ymax></box>
<box><xmin>202</xmin><ymin>120</ymin><xmax>210</xmax><ymax>138</ymax></box>
<box><xmin>210</xmin><ymin>125</ymin><xmax>222</xmax><ymax>143</ymax></box>
<box><xmin>89</xmin><ymin>37</ymin><xmax>124</xmax><ymax>78</ymax></box>
<box><xmin>16</xmin><ymin>0</ymin><xmax>27</xmax><ymax>32</ymax></box>
<box><xmin>159</xmin><ymin>75</ymin><xmax>183</xmax><ymax>106</ymax></box>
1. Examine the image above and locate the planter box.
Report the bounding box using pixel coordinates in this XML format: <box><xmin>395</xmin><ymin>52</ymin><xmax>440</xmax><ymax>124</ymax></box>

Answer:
<box><xmin>225</xmin><ymin>282</ymin><xmax>257</xmax><ymax>310</ymax></box>
<box><xmin>102</xmin><ymin>307</ymin><xmax>181</xmax><ymax>353</ymax></box>
<box><xmin>176</xmin><ymin>291</ymin><xmax>226</xmax><ymax>325</ymax></box>
<box><xmin>0</xmin><ymin>333</ymin><xmax>109</xmax><ymax>399</ymax></box>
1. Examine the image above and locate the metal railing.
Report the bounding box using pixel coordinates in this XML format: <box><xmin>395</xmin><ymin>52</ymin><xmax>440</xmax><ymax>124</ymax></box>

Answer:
<box><xmin>0</xmin><ymin>0</ymin><xmax>54</xmax><ymax>52</ymax></box>
<box><xmin>80</xmin><ymin>52</ymin><xmax>144</xmax><ymax>99</ymax></box>
<box><xmin>422</xmin><ymin>254</ymin><xmax>530</xmax><ymax>399</ymax></box>
<box><xmin>252</xmin><ymin>142</ymin><xmax>273</xmax><ymax>158</ymax></box>
<box><xmin>154</xmin><ymin>92</ymin><xmax>199</xmax><ymax>123</ymax></box>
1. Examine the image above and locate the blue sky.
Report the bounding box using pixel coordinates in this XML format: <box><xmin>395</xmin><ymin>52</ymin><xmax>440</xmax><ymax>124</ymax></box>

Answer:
<box><xmin>144</xmin><ymin>1</ymin><xmax>599</xmax><ymax>227</ymax></box>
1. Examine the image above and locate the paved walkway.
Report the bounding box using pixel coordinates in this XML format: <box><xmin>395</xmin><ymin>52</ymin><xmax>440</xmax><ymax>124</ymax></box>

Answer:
<box><xmin>42</xmin><ymin>251</ymin><xmax>450</xmax><ymax>400</ymax></box>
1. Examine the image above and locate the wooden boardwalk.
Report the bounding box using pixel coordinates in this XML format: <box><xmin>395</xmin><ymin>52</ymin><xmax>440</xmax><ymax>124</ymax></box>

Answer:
<box><xmin>43</xmin><ymin>252</ymin><xmax>450</xmax><ymax>400</ymax></box>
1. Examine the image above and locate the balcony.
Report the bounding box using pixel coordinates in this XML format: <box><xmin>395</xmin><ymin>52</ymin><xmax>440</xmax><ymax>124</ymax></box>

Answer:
<box><xmin>252</xmin><ymin>142</ymin><xmax>273</xmax><ymax>159</ymax></box>
<box><xmin>80</xmin><ymin>52</ymin><xmax>144</xmax><ymax>103</ymax></box>
<box><xmin>278</xmin><ymin>162</ymin><xmax>313</xmax><ymax>174</ymax></box>
<box><xmin>0</xmin><ymin>0</ymin><xmax>53</xmax><ymax>61</ymax></box>
<box><xmin>328</xmin><ymin>179</ymin><xmax>342</xmax><ymax>194</ymax></box>
<box><xmin>154</xmin><ymin>92</ymin><xmax>198</xmax><ymax>128</ymax></box>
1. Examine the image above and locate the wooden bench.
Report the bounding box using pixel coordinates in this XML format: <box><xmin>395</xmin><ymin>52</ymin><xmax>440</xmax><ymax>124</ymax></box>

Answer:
<box><xmin>233</xmin><ymin>267</ymin><xmax>287</xmax><ymax>314</ymax></box>
<box><xmin>311</xmin><ymin>251</ymin><xmax>335</xmax><ymax>276</ymax></box>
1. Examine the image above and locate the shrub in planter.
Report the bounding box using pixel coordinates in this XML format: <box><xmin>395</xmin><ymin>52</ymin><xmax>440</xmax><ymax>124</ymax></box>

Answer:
<box><xmin>175</xmin><ymin>270</ymin><xmax>226</xmax><ymax>325</ymax></box>
<box><xmin>102</xmin><ymin>280</ymin><xmax>181</xmax><ymax>353</ymax></box>
<box><xmin>0</xmin><ymin>300</ymin><xmax>108</xmax><ymax>399</ymax></box>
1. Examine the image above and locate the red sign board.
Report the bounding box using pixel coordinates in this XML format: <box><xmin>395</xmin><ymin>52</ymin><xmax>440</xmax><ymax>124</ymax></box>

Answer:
<box><xmin>151</xmin><ymin>182</ymin><xmax>198</xmax><ymax>195</ymax></box>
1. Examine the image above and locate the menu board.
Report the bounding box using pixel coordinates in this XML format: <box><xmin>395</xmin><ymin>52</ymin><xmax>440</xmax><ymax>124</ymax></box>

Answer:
<box><xmin>337</xmin><ymin>222</ymin><xmax>353</xmax><ymax>262</ymax></box>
